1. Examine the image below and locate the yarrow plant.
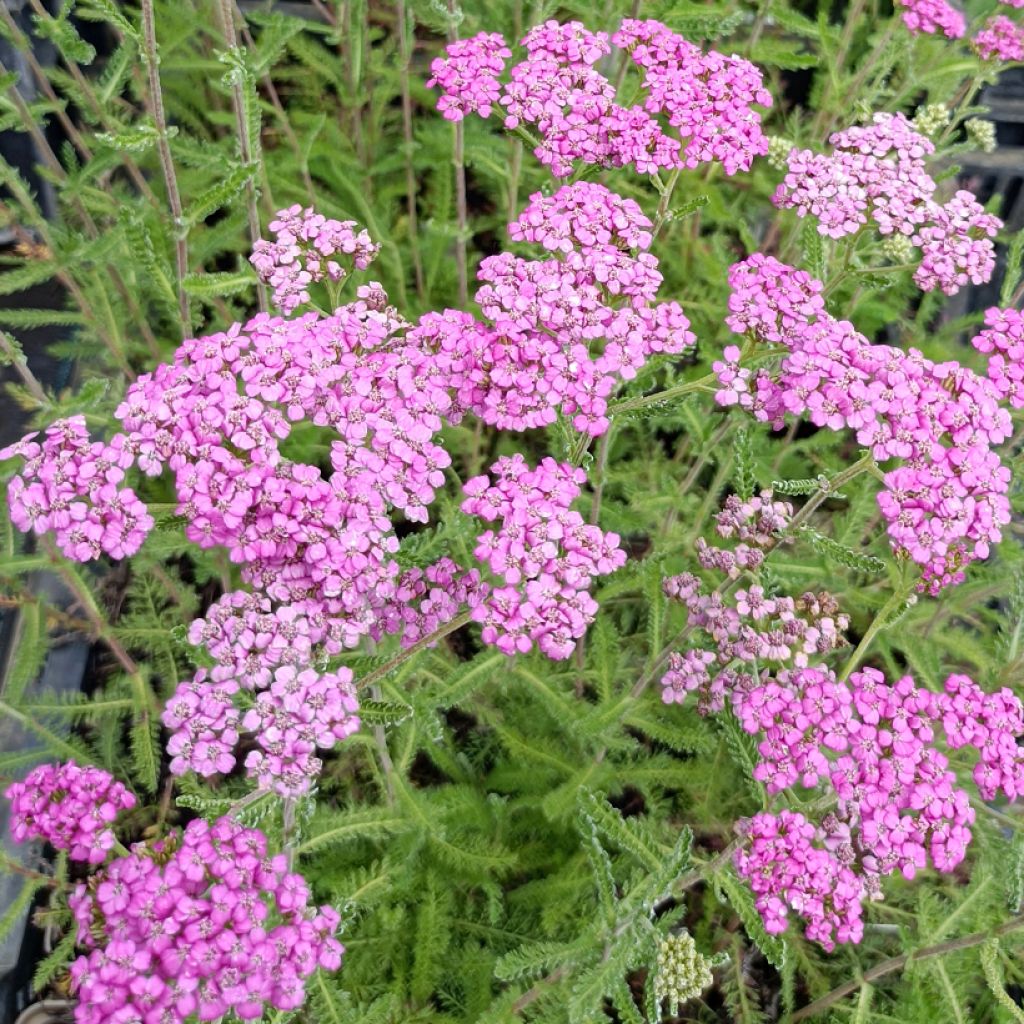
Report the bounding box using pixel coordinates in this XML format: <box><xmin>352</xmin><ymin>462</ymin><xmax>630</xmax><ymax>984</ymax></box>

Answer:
<box><xmin>3</xmin><ymin>3</ymin><xmax>1024</xmax><ymax>1023</ymax></box>
<box><xmin>427</xmin><ymin>18</ymin><xmax>772</xmax><ymax>177</ymax></box>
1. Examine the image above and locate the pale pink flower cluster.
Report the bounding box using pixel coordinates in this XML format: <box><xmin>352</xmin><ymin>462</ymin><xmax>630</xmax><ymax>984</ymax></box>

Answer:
<box><xmin>971</xmin><ymin>306</ymin><xmax>1024</xmax><ymax>407</ymax></box>
<box><xmin>661</xmin><ymin>577</ymin><xmax>848</xmax><ymax>713</ymax></box>
<box><xmin>462</xmin><ymin>455</ymin><xmax>626</xmax><ymax>659</ymax></box>
<box><xmin>716</xmin><ymin>254</ymin><xmax>1012</xmax><ymax>591</ymax></box>
<box><xmin>896</xmin><ymin>0</ymin><xmax>966</xmax><ymax>37</ymax></box>
<box><xmin>250</xmin><ymin>205</ymin><xmax>381</xmax><ymax>315</ymax></box>
<box><xmin>661</xmin><ymin>498</ymin><xmax>848</xmax><ymax>713</ymax></box>
<box><xmin>426</xmin><ymin>32</ymin><xmax>512</xmax><ymax>120</ymax></box>
<box><xmin>5</xmin><ymin>761</ymin><xmax>135</xmax><ymax>865</ymax></box>
<box><xmin>426</xmin><ymin>18</ymin><xmax>771</xmax><ymax>178</ymax></box>
<box><xmin>974</xmin><ymin>14</ymin><xmax>1024</xmax><ymax>61</ymax></box>
<box><xmin>1</xmin><ymin>416</ymin><xmax>153</xmax><ymax>562</ymax></box>
<box><xmin>774</xmin><ymin>113</ymin><xmax>1000</xmax><ymax>294</ymax></box>
<box><xmin>162</xmin><ymin>591</ymin><xmax>360</xmax><ymax>795</ymax></box>
<box><xmin>67</xmin><ymin>816</ymin><xmax>341</xmax><ymax>1024</ymax></box>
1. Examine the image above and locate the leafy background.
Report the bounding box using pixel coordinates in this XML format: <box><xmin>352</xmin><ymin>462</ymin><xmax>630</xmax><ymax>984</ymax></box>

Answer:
<box><xmin>0</xmin><ymin>0</ymin><xmax>1023</xmax><ymax>1022</ymax></box>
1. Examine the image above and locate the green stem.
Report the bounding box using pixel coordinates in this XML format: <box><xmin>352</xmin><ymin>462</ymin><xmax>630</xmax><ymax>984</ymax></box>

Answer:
<box><xmin>357</xmin><ymin>610</ymin><xmax>473</xmax><ymax>691</ymax></box>
<box><xmin>140</xmin><ymin>0</ymin><xmax>190</xmax><ymax>337</ymax></box>
<box><xmin>838</xmin><ymin>584</ymin><xmax>913</xmax><ymax>682</ymax></box>
<box><xmin>791</xmin><ymin>914</ymin><xmax>1024</xmax><ymax>1021</ymax></box>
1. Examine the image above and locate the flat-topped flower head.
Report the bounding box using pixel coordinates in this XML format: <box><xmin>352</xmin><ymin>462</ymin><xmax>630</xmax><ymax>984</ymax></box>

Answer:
<box><xmin>251</xmin><ymin>206</ymin><xmax>381</xmax><ymax>315</ymax></box>
<box><xmin>717</xmin><ymin>255</ymin><xmax>1012</xmax><ymax>589</ymax></box>
<box><xmin>5</xmin><ymin>761</ymin><xmax>135</xmax><ymax>864</ymax></box>
<box><xmin>462</xmin><ymin>455</ymin><xmax>625</xmax><ymax>659</ymax></box>
<box><xmin>67</xmin><ymin>817</ymin><xmax>342</xmax><ymax>1024</ymax></box>
<box><xmin>426</xmin><ymin>16</ymin><xmax>771</xmax><ymax>179</ymax></box>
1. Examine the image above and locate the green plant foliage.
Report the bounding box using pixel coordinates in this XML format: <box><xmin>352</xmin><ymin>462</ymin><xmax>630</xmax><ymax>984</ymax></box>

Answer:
<box><xmin>0</xmin><ymin>1</ymin><xmax>1023</xmax><ymax>1022</ymax></box>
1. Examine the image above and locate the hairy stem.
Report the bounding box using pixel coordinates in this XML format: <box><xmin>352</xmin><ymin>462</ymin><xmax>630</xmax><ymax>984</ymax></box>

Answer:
<box><xmin>396</xmin><ymin>0</ymin><xmax>425</xmax><ymax>303</ymax></box>
<box><xmin>357</xmin><ymin>610</ymin><xmax>473</xmax><ymax>691</ymax></box>
<box><xmin>140</xmin><ymin>0</ymin><xmax>190</xmax><ymax>336</ymax></box>
<box><xmin>791</xmin><ymin>914</ymin><xmax>1024</xmax><ymax>1021</ymax></box>
<box><xmin>0</xmin><ymin>330</ymin><xmax>46</xmax><ymax>403</ymax></box>
<box><xmin>216</xmin><ymin>0</ymin><xmax>269</xmax><ymax>313</ymax></box>
<box><xmin>447</xmin><ymin>0</ymin><xmax>469</xmax><ymax>308</ymax></box>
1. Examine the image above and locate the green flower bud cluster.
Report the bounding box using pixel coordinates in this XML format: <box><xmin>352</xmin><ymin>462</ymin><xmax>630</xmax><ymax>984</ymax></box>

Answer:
<box><xmin>913</xmin><ymin>103</ymin><xmax>950</xmax><ymax>137</ymax></box>
<box><xmin>882</xmin><ymin>234</ymin><xmax>916</xmax><ymax>265</ymax></box>
<box><xmin>965</xmin><ymin>118</ymin><xmax>997</xmax><ymax>154</ymax></box>
<box><xmin>654</xmin><ymin>932</ymin><xmax>714</xmax><ymax>1012</ymax></box>
<box><xmin>766</xmin><ymin>135</ymin><xmax>794</xmax><ymax>171</ymax></box>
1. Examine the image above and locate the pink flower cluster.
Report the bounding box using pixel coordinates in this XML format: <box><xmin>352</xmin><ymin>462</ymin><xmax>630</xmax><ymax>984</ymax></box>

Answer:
<box><xmin>378</xmin><ymin>557</ymin><xmax>487</xmax><ymax>647</ymax></box>
<box><xmin>250</xmin><ymin>205</ymin><xmax>381</xmax><ymax>315</ymax></box>
<box><xmin>943</xmin><ymin>673</ymin><xmax>1024</xmax><ymax>800</ymax></box>
<box><xmin>662</xmin><ymin>519</ymin><xmax>1024</xmax><ymax>947</ymax></box>
<box><xmin>660</xmin><ymin>497</ymin><xmax>849</xmax><ymax>712</ymax></box>
<box><xmin>5</xmin><ymin>761</ymin><xmax>135</xmax><ymax>865</ymax></box>
<box><xmin>462</xmin><ymin>455</ymin><xmax>625</xmax><ymax>659</ymax></box>
<box><xmin>774</xmin><ymin>113</ymin><xmax>1000</xmax><ymax>295</ymax></box>
<box><xmin>465</xmin><ymin>181</ymin><xmax>695</xmax><ymax>435</ymax></box>
<box><xmin>115</xmin><ymin>295</ymin><xmax>436</xmax><ymax>645</ymax></box>
<box><xmin>896</xmin><ymin>0</ymin><xmax>966</xmax><ymax>38</ymax></box>
<box><xmin>974</xmin><ymin>15</ymin><xmax>1024</xmax><ymax>61</ymax></box>
<box><xmin>730</xmin><ymin>663</ymin><xmax>1024</xmax><ymax>947</ymax></box>
<box><xmin>426</xmin><ymin>32</ymin><xmax>512</xmax><ymax>120</ymax></box>
<box><xmin>972</xmin><ymin>306</ymin><xmax>1024</xmax><ymax>407</ymax></box>
<box><xmin>1</xmin><ymin>416</ymin><xmax>153</xmax><ymax>563</ymax></box>
<box><xmin>716</xmin><ymin>254</ymin><xmax>1012</xmax><ymax>591</ymax></box>
<box><xmin>735</xmin><ymin>811</ymin><xmax>865</xmax><ymax>950</ymax></box>
<box><xmin>162</xmin><ymin>591</ymin><xmax>360</xmax><ymax>795</ymax></box>
<box><xmin>426</xmin><ymin>18</ymin><xmax>771</xmax><ymax>178</ymax></box>
<box><xmin>68</xmin><ymin>816</ymin><xmax>342</xmax><ymax>1024</ymax></box>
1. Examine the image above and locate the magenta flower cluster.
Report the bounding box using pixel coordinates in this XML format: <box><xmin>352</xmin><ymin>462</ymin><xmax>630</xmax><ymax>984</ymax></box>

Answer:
<box><xmin>774</xmin><ymin>113</ymin><xmax>1000</xmax><ymax>295</ymax></box>
<box><xmin>67</xmin><ymin>815</ymin><xmax>341</xmax><ymax>1024</ymax></box>
<box><xmin>427</xmin><ymin>18</ymin><xmax>771</xmax><ymax>178</ymax></box>
<box><xmin>425</xmin><ymin>32</ymin><xmax>511</xmax><ymax>120</ymax></box>
<box><xmin>736</xmin><ymin>811</ymin><xmax>865</xmax><ymax>950</ymax></box>
<box><xmin>716</xmin><ymin>254</ymin><xmax>1012</xmax><ymax>592</ymax></box>
<box><xmin>472</xmin><ymin>182</ymin><xmax>695</xmax><ymax>435</ymax></box>
<box><xmin>1</xmin><ymin>416</ymin><xmax>153</xmax><ymax>563</ymax></box>
<box><xmin>379</xmin><ymin>557</ymin><xmax>487</xmax><ymax>647</ymax></box>
<box><xmin>162</xmin><ymin>591</ymin><xmax>360</xmax><ymax>795</ymax></box>
<box><xmin>731</xmin><ymin>662</ymin><xmax>1024</xmax><ymax>949</ymax></box>
<box><xmin>462</xmin><ymin>455</ymin><xmax>626</xmax><ymax>659</ymax></box>
<box><xmin>662</xmin><ymin>511</ymin><xmax>1024</xmax><ymax>948</ymax></box>
<box><xmin>972</xmin><ymin>306</ymin><xmax>1024</xmax><ymax>407</ymax></box>
<box><xmin>250</xmin><ymin>204</ymin><xmax>381</xmax><ymax>315</ymax></box>
<box><xmin>974</xmin><ymin>14</ymin><xmax>1024</xmax><ymax>61</ymax></box>
<box><xmin>5</xmin><ymin>761</ymin><xmax>135</xmax><ymax>865</ymax></box>
<box><xmin>896</xmin><ymin>0</ymin><xmax>966</xmax><ymax>38</ymax></box>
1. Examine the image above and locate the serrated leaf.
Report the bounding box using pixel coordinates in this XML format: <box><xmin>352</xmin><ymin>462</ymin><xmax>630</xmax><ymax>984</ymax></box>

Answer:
<box><xmin>799</xmin><ymin>527</ymin><xmax>886</xmax><ymax>574</ymax></box>
<box><xmin>358</xmin><ymin>699</ymin><xmax>412</xmax><ymax>726</ymax></box>
<box><xmin>182</xmin><ymin>270</ymin><xmax>256</xmax><ymax>299</ymax></box>
<box><xmin>715</xmin><ymin>869</ymin><xmax>786</xmax><ymax>969</ymax></box>
<box><xmin>577</xmin><ymin>788</ymin><xmax>663</xmax><ymax>873</ymax></box>
<box><xmin>183</xmin><ymin>163</ymin><xmax>256</xmax><ymax>228</ymax></box>
<box><xmin>750</xmin><ymin>41</ymin><xmax>817</xmax><ymax>69</ymax></box>
<box><xmin>95</xmin><ymin>122</ymin><xmax>163</xmax><ymax>153</ymax></box>
<box><xmin>0</xmin><ymin>308</ymin><xmax>85</xmax><ymax>328</ymax></box>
